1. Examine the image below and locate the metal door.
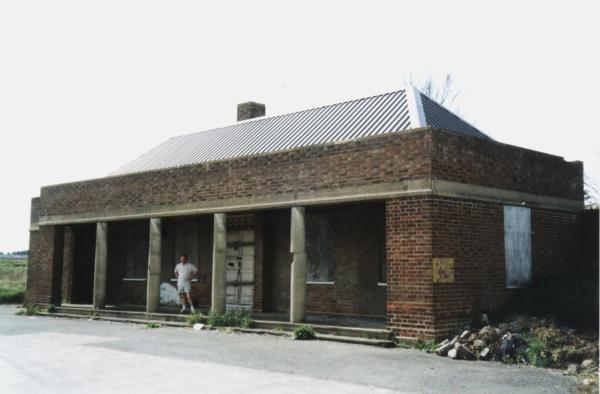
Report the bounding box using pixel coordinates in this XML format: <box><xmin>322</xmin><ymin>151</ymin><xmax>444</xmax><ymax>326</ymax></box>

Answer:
<box><xmin>225</xmin><ymin>224</ymin><xmax>254</xmax><ymax>310</ymax></box>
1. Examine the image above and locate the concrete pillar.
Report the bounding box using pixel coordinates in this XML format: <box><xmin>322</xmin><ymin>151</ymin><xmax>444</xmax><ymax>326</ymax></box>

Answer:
<box><xmin>61</xmin><ymin>226</ymin><xmax>75</xmax><ymax>304</ymax></box>
<box><xmin>211</xmin><ymin>213</ymin><xmax>227</xmax><ymax>313</ymax></box>
<box><xmin>92</xmin><ymin>222</ymin><xmax>107</xmax><ymax>309</ymax></box>
<box><xmin>146</xmin><ymin>218</ymin><xmax>162</xmax><ymax>313</ymax></box>
<box><xmin>290</xmin><ymin>206</ymin><xmax>307</xmax><ymax>323</ymax></box>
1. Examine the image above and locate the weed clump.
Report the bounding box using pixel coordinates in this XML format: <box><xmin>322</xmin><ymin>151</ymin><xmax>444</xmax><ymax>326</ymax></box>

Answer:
<box><xmin>207</xmin><ymin>310</ymin><xmax>254</xmax><ymax>329</ymax></box>
<box><xmin>293</xmin><ymin>325</ymin><xmax>315</xmax><ymax>340</ymax></box>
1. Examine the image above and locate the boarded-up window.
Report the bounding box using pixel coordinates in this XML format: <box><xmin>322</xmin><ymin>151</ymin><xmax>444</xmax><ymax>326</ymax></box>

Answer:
<box><xmin>306</xmin><ymin>213</ymin><xmax>334</xmax><ymax>282</ymax></box>
<box><xmin>504</xmin><ymin>206</ymin><xmax>532</xmax><ymax>288</ymax></box>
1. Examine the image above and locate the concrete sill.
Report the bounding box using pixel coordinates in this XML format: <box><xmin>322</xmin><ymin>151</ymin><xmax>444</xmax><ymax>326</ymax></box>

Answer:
<box><xmin>377</xmin><ymin>282</ymin><xmax>387</xmax><ymax>287</ymax></box>
<box><xmin>306</xmin><ymin>281</ymin><xmax>335</xmax><ymax>285</ymax></box>
<box><xmin>123</xmin><ymin>278</ymin><xmax>146</xmax><ymax>282</ymax></box>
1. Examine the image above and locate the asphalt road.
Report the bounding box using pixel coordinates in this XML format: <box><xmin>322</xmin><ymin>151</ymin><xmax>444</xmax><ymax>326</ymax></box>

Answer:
<box><xmin>0</xmin><ymin>305</ymin><xmax>576</xmax><ymax>394</ymax></box>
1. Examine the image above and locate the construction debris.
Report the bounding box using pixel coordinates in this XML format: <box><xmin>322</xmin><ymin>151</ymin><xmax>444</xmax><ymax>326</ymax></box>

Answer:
<box><xmin>431</xmin><ymin>316</ymin><xmax>598</xmax><ymax>377</ymax></box>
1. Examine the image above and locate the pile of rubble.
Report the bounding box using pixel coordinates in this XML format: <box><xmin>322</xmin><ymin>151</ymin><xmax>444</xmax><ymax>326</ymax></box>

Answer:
<box><xmin>434</xmin><ymin>317</ymin><xmax>598</xmax><ymax>375</ymax></box>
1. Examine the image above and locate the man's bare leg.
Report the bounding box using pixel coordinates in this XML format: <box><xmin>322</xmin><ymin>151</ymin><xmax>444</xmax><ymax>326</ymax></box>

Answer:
<box><xmin>186</xmin><ymin>293</ymin><xmax>195</xmax><ymax>314</ymax></box>
<box><xmin>179</xmin><ymin>293</ymin><xmax>187</xmax><ymax>313</ymax></box>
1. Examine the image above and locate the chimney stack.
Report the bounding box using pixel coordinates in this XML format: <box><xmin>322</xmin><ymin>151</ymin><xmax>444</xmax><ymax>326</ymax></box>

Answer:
<box><xmin>237</xmin><ymin>101</ymin><xmax>265</xmax><ymax>121</ymax></box>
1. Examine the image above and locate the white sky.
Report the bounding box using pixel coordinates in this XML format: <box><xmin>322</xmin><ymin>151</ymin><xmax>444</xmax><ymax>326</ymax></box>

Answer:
<box><xmin>1</xmin><ymin>1</ymin><xmax>599</xmax><ymax>252</ymax></box>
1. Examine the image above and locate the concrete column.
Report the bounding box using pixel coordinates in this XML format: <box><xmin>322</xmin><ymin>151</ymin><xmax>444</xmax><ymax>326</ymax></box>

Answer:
<box><xmin>290</xmin><ymin>206</ymin><xmax>307</xmax><ymax>323</ymax></box>
<box><xmin>146</xmin><ymin>218</ymin><xmax>162</xmax><ymax>313</ymax></box>
<box><xmin>61</xmin><ymin>226</ymin><xmax>75</xmax><ymax>304</ymax></box>
<box><xmin>211</xmin><ymin>213</ymin><xmax>227</xmax><ymax>313</ymax></box>
<box><xmin>92</xmin><ymin>222</ymin><xmax>108</xmax><ymax>309</ymax></box>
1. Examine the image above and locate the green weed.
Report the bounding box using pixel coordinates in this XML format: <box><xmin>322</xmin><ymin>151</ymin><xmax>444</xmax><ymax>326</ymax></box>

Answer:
<box><xmin>293</xmin><ymin>325</ymin><xmax>316</xmax><ymax>340</ymax></box>
<box><xmin>207</xmin><ymin>310</ymin><xmax>254</xmax><ymax>328</ymax></box>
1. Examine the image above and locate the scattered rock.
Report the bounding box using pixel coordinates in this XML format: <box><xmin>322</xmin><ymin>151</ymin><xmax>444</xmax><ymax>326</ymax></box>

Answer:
<box><xmin>473</xmin><ymin>339</ymin><xmax>486</xmax><ymax>350</ymax></box>
<box><xmin>435</xmin><ymin>341</ymin><xmax>454</xmax><ymax>356</ymax></box>
<box><xmin>581</xmin><ymin>359</ymin><xmax>595</xmax><ymax>369</ymax></box>
<box><xmin>566</xmin><ymin>363</ymin><xmax>578</xmax><ymax>375</ymax></box>
<box><xmin>498</xmin><ymin>333</ymin><xmax>520</xmax><ymax>358</ymax></box>
<box><xmin>583</xmin><ymin>379</ymin><xmax>595</xmax><ymax>386</ymax></box>
<box><xmin>450</xmin><ymin>343</ymin><xmax>475</xmax><ymax>360</ymax></box>
<box><xmin>460</xmin><ymin>330</ymin><xmax>471</xmax><ymax>340</ymax></box>
<box><xmin>479</xmin><ymin>347</ymin><xmax>491</xmax><ymax>360</ymax></box>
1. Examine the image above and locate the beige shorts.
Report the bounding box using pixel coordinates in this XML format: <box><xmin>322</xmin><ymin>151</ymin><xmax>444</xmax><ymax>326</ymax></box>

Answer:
<box><xmin>177</xmin><ymin>282</ymin><xmax>192</xmax><ymax>294</ymax></box>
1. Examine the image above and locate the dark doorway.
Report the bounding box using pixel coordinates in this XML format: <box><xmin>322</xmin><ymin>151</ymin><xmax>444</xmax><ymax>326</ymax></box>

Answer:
<box><xmin>71</xmin><ymin>223</ymin><xmax>96</xmax><ymax>304</ymax></box>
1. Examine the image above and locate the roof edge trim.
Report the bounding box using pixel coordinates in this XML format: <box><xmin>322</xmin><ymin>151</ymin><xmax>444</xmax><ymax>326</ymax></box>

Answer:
<box><xmin>405</xmin><ymin>85</ymin><xmax>426</xmax><ymax>128</ymax></box>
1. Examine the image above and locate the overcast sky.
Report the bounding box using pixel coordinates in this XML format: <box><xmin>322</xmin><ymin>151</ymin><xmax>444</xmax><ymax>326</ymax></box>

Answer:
<box><xmin>1</xmin><ymin>1</ymin><xmax>598</xmax><ymax>252</ymax></box>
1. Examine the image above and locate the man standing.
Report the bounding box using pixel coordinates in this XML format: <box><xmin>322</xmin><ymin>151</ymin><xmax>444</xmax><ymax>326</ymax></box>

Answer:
<box><xmin>174</xmin><ymin>254</ymin><xmax>198</xmax><ymax>314</ymax></box>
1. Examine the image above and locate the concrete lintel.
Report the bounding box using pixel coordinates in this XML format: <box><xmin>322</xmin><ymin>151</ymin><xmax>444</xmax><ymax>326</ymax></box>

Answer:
<box><xmin>431</xmin><ymin>179</ymin><xmax>584</xmax><ymax>211</ymax></box>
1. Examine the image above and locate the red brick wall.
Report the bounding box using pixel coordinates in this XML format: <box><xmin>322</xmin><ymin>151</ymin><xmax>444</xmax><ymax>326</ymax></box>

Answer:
<box><xmin>385</xmin><ymin>197</ymin><xmax>435</xmax><ymax>338</ymax></box>
<box><xmin>37</xmin><ymin>131</ymin><xmax>432</xmax><ymax>218</ymax></box>
<box><xmin>428</xmin><ymin>196</ymin><xmax>581</xmax><ymax>339</ymax></box>
<box><xmin>25</xmin><ymin>230</ymin><xmax>40</xmax><ymax>305</ymax></box>
<box><xmin>429</xmin><ymin>197</ymin><xmax>505</xmax><ymax>337</ymax></box>
<box><xmin>430</xmin><ymin>130</ymin><xmax>583</xmax><ymax>200</ymax></box>
<box><xmin>532</xmin><ymin>208</ymin><xmax>580</xmax><ymax>276</ymax></box>
<box><xmin>25</xmin><ymin>226</ymin><xmax>63</xmax><ymax>305</ymax></box>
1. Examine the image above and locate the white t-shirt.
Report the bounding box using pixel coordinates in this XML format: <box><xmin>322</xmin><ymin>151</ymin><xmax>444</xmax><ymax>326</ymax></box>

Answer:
<box><xmin>174</xmin><ymin>262</ymin><xmax>198</xmax><ymax>285</ymax></box>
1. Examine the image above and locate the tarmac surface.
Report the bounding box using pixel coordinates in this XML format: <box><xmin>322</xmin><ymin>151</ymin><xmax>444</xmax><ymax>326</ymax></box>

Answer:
<box><xmin>0</xmin><ymin>305</ymin><xmax>576</xmax><ymax>393</ymax></box>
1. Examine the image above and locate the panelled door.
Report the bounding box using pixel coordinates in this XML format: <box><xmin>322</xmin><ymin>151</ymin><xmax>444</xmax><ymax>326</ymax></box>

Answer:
<box><xmin>225</xmin><ymin>215</ymin><xmax>255</xmax><ymax>310</ymax></box>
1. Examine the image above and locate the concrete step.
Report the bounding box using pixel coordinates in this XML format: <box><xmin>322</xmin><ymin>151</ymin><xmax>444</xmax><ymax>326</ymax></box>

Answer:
<box><xmin>315</xmin><ymin>333</ymin><xmax>396</xmax><ymax>348</ymax></box>
<box><xmin>252</xmin><ymin>320</ymin><xmax>393</xmax><ymax>341</ymax></box>
<box><xmin>56</xmin><ymin>306</ymin><xmax>189</xmax><ymax>323</ymax></box>
<box><xmin>38</xmin><ymin>312</ymin><xmax>395</xmax><ymax>347</ymax></box>
<box><xmin>49</xmin><ymin>307</ymin><xmax>395</xmax><ymax>346</ymax></box>
<box><xmin>39</xmin><ymin>312</ymin><xmax>188</xmax><ymax>328</ymax></box>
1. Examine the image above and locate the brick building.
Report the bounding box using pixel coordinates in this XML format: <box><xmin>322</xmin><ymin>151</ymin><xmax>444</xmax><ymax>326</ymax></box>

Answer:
<box><xmin>26</xmin><ymin>87</ymin><xmax>584</xmax><ymax>339</ymax></box>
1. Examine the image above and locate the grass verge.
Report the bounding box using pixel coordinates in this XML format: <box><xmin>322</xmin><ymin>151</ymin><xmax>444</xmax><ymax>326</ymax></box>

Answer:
<box><xmin>0</xmin><ymin>259</ymin><xmax>27</xmax><ymax>304</ymax></box>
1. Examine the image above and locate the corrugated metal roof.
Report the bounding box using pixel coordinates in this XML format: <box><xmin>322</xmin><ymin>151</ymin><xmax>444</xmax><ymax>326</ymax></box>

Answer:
<box><xmin>420</xmin><ymin>93</ymin><xmax>486</xmax><ymax>139</ymax></box>
<box><xmin>111</xmin><ymin>87</ymin><xmax>491</xmax><ymax>175</ymax></box>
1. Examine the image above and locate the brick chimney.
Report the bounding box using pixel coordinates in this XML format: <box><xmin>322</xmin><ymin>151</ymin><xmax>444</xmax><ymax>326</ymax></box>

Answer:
<box><xmin>237</xmin><ymin>101</ymin><xmax>265</xmax><ymax>121</ymax></box>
